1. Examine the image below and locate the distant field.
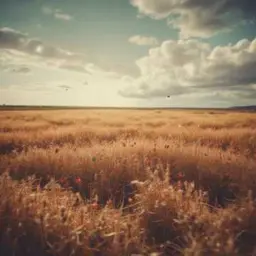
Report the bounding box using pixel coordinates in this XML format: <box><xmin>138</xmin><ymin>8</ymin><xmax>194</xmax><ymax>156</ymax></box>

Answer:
<box><xmin>0</xmin><ymin>109</ymin><xmax>256</xmax><ymax>256</ymax></box>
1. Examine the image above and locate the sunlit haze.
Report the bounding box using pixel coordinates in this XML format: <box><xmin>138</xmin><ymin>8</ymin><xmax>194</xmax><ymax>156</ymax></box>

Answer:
<box><xmin>0</xmin><ymin>0</ymin><xmax>256</xmax><ymax>108</ymax></box>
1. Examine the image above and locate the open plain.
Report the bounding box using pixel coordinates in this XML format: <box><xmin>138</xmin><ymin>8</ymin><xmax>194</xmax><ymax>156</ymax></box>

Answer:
<box><xmin>0</xmin><ymin>108</ymin><xmax>256</xmax><ymax>256</ymax></box>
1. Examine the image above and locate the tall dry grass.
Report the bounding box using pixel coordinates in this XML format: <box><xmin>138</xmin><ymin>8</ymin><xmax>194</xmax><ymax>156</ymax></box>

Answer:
<box><xmin>0</xmin><ymin>109</ymin><xmax>256</xmax><ymax>255</ymax></box>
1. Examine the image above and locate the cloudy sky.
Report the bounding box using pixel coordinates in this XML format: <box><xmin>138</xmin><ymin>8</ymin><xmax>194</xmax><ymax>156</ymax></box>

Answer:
<box><xmin>0</xmin><ymin>0</ymin><xmax>255</xmax><ymax>108</ymax></box>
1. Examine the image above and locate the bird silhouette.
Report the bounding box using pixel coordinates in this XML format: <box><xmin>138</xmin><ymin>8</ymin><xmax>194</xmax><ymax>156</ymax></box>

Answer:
<box><xmin>58</xmin><ymin>85</ymin><xmax>71</xmax><ymax>91</ymax></box>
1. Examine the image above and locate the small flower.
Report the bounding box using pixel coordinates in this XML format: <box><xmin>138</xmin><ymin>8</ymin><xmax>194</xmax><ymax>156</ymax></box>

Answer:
<box><xmin>177</xmin><ymin>172</ymin><xmax>185</xmax><ymax>179</ymax></box>
<box><xmin>91</xmin><ymin>202</ymin><xmax>99</xmax><ymax>210</ymax></box>
<box><xmin>75</xmin><ymin>177</ymin><xmax>82</xmax><ymax>184</ymax></box>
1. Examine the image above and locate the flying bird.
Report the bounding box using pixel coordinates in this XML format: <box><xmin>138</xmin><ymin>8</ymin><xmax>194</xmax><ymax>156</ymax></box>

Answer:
<box><xmin>58</xmin><ymin>85</ymin><xmax>71</xmax><ymax>91</ymax></box>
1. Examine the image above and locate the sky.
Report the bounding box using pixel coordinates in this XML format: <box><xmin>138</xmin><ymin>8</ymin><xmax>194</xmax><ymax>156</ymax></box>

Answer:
<box><xmin>0</xmin><ymin>0</ymin><xmax>256</xmax><ymax>108</ymax></box>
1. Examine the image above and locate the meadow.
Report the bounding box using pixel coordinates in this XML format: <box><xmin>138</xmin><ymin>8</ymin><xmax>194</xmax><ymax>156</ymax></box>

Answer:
<box><xmin>0</xmin><ymin>108</ymin><xmax>256</xmax><ymax>256</ymax></box>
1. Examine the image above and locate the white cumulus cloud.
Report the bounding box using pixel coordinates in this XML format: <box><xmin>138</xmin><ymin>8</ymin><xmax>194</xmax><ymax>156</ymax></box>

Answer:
<box><xmin>119</xmin><ymin>37</ymin><xmax>256</xmax><ymax>99</ymax></box>
<box><xmin>54</xmin><ymin>11</ymin><xmax>73</xmax><ymax>21</ymax></box>
<box><xmin>42</xmin><ymin>6</ymin><xmax>73</xmax><ymax>21</ymax></box>
<box><xmin>128</xmin><ymin>35</ymin><xmax>159</xmax><ymax>46</ymax></box>
<box><xmin>130</xmin><ymin>0</ymin><xmax>256</xmax><ymax>38</ymax></box>
<box><xmin>0</xmin><ymin>27</ymin><xmax>121</xmax><ymax>90</ymax></box>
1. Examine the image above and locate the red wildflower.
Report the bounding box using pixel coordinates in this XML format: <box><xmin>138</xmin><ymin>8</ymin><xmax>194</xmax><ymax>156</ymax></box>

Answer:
<box><xmin>75</xmin><ymin>177</ymin><xmax>82</xmax><ymax>184</ymax></box>
<box><xmin>177</xmin><ymin>172</ymin><xmax>185</xmax><ymax>179</ymax></box>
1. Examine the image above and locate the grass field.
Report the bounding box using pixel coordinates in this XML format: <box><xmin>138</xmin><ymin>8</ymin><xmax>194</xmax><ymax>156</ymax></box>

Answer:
<box><xmin>0</xmin><ymin>108</ymin><xmax>256</xmax><ymax>256</ymax></box>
